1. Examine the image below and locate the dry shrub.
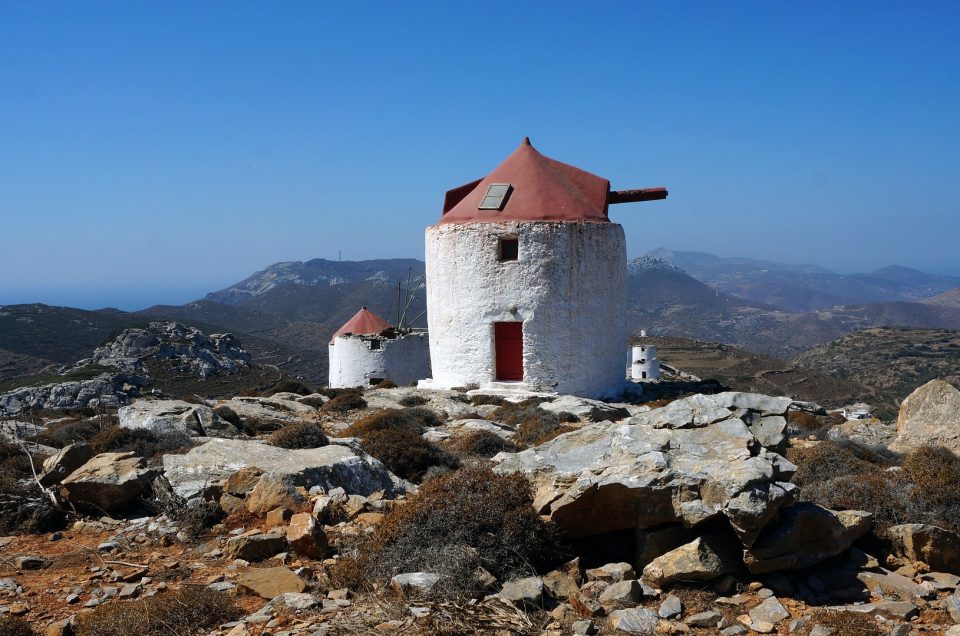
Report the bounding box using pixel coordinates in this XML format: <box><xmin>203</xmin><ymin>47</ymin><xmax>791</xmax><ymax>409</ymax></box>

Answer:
<box><xmin>260</xmin><ymin>379</ymin><xmax>314</xmax><ymax>396</ymax></box>
<box><xmin>73</xmin><ymin>587</ymin><xmax>241</xmax><ymax>636</ymax></box>
<box><xmin>787</xmin><ymin>441</ymin><xmax>884</xmax><ymax>488</ymax></box>
<box><xmin>792</xmin><ymin>442</ymin><xmax>960</xmax><ymax>533</ymax></box>
<box><xmin>342</xmin><ymin>407</ymin><xmax>440</xmax><ymax>437</ymax></box>
<box><xmin>32</xmin><ymin>417</ymin><xmax>106</xmax><ymax>448</ymax></box>
<box><xmin>376</xmin><ymin>379</ymin><xmax>398</xmax><ymax>389</ymax></box>
<box><xmin>0</xmin><ymin>615</ymin><xmax>34</xmax><ymax>636</ymax></box>
<box><xmin>490</xmin><ymin>399</ymin><xmax>577</xmax><ymax>447</ymax></box>
<box><xmin>470</xmin><ymin>394</ymin><xmax>506</xmax><ymax>407</ymax></box>
<box><xmin>803</xmin><ymin>609</ymin><xmax>881</xmax><ymax>636</ymax></box>
<box><xmin>643</xmin><ymin>397</ymin><xmax>676</xmax><ymax>409</ymax></box>
<box><xmin>0</xmin><ymin>441</ymin><xmax>63</xmax><ymax>534</ymax></box>
<box><xmin>150</xmin><ymin>477</ymin><xmax>223</xmax><ymax>541</ymax></box>
<box><xmin>361</xmin><ymin>428</ymin><xmax>460</xmax><ymax>482</ymax></box>
<box><xmin>331</xmin><ymin>464</ymin><xmax>566</xmax><ymax>596</ymax></box>
<box><xmin>443</xmin><ymin>430</ymin><xmax>520</xmax><ymax>460</ymax></box>
<box><xmin>268</xmin><ymin>421</ymin><xmax>329</xmax><ymax>449</ymax></box>
<box><xmin>90</xmin><ymin>427</ymin><xmax>194</xmax><ymax>459</ymax></box>
<box><xmin>298</xmin><ymin>394</ymin><xmax>327</xmax><ymax>409</ymax></box>
<box><xmin>212</xmin><ymin>404</ymin><xmax>243</xmax><ymax>428</ymax></box>
<box><xmin>321</xmin><ymin>391</ymin><xmax>368</xmax><ymax>415</ymax></box>
<box><xmin>399</xmin><ymin>394</ymin><xmax>429</xmax><ymax>407</ymax></box>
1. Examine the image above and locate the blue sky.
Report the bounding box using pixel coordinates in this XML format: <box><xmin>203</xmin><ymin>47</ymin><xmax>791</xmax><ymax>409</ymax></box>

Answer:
<box><xmin>1</xmin><ymin>2</ymin><xmax>958</xmax><ymax>310</ymax></box>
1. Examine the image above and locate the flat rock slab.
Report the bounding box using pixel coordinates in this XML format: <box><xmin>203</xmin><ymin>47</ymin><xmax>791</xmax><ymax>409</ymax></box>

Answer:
<box><xmin>119</xmin><ymin>399</ymin><xmax>242</xmax><ymax>438</ymax></box>
<box><xmin>608</xmin><ymin>607</ymin><xmax>659</xmax><ymax>635</ymax></box>
<box><xmin>61</xmin><ymin>452</ymin><xmax>156</xmax><ymax>512</ymax></box>
<box><xmin>891</xmin><ymin>379</ymin><xmax>960</xmax><ymax>454</ymax></box>
<box><xmin>236</xmin><ymin>567</ymin><xmax>306</xmax><ymax>599</ymax></box>
<box><xmin>162</xmin><ymin>437</ymin><xmax>400</xmax><ymax>499</ymax></box>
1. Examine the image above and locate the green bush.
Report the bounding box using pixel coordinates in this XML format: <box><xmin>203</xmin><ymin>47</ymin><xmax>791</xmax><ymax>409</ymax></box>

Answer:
<box><xmin>74</xmin><ymin>587</ymin><xmax>240</xmax><ymax>636</ymax></box>
<box><xmin>268</xmin><ymin>421</ymin><xmax>329</xmax><ymax>449</ymax></box>
<box><xmin>330</xmin><ymin>464</ymin><xmax>565</xmax><ymax>597</ymax></box>
<box><xmin>360</xmin><ymin>428</ymin><xmax>459</xmax><ymax>483</ymax></box>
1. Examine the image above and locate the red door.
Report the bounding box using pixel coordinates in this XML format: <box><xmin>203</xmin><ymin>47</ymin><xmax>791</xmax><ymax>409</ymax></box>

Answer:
<box><xmin>494</xmin><ymin>322</ymin><xmax>523</xmax><ymax>381</ymax></box>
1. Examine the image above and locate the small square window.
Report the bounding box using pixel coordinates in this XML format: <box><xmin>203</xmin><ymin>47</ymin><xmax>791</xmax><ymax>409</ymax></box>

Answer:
<box><xmin>478</xmin><ymin>183</ymin><xmax>513</xmax><ymax>210</ymax></box>
<box><xmin>498</xmin><ymin>237</ymin><xmax>518</xmax><ymax>261</ymax></box>
<box><xmin>368</xmin><ymin>339</ymin><xmax>381</xmax><ymax>350</ymax></box>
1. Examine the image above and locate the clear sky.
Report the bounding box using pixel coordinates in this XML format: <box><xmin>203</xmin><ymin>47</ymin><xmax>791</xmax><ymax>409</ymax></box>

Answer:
<box><xmin>2</xmin><ymin>2</ymin><xmax>958</xmax><ymax>310</ymax></box>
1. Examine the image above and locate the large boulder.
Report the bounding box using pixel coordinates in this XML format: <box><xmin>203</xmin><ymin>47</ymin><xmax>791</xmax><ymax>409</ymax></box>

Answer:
<box><xmin>163</xmin><ymin>437</ymin><xmax>402</xmax><ymax>499</ymax></box>
<box><xmin>494</xmin><ymin>402</ymin><xmax>797</xmax><ymax>543</ymax></box>
<box><xmin>890</xmin><ymin>379</ymin><xmax>960</xmax><ymax>454</ymax></box>
<box><xmin>39</xmin><ymin>442</ymin><xmax>94</xmax><ymax>487</ymax></box>
<box><xmin>214</xmin><ymin>396</ymin><xmax>320</xmax><ymax>431</ymax></box>
<box><xmin>60</xmin><ymin>452</ymin><xmax>156</xmax><ymax>511</ymax></box>
<box><xmin>887</xmin><ymin>524</ymin><xmax>960</xmax><ymax>575</ymax></box>
<box><xmin>119</xmin><ymin>399</ymin><xmax>244</xmax><ymax>438</ymax></box>
<box><xmin>743</xmin><ymin>503</ymin><xmax>872</xmax><ymax>574</ymax></box>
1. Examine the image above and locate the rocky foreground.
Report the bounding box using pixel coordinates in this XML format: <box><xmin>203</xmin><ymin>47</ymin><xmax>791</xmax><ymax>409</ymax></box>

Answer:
<box><xmin>2</xmin><ymin>380</ymin><xmax>960</xmax><ymax>635</ymax></box>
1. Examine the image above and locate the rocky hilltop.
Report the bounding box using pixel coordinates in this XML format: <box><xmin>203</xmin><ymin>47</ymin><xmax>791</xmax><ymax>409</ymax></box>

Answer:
<box><xmin>3</xmin><ymin>379</ymin><xmax>960</xmax><ymax>635</ymax></box>
<box><xmin>0</xmin><ymin>322</ymin><xmax>255</xmax><ymax>415</ymax></box>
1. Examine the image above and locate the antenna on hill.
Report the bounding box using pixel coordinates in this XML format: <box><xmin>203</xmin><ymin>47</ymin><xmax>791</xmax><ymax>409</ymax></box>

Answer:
<box><xmin>338</xmin><ymin>249</ymin><xmax>342</xmax><ymax>262</ymax></box>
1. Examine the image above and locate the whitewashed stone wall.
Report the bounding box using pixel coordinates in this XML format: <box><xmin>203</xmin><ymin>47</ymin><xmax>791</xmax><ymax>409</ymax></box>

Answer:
<box><xmin>328</xmin><ymin>332</ymin><xmax>430</xmax><ymax>388</ymax></box>
<box><xmin>421</xmin><ymin>221</ymin><xmax>626</xmax><ymax>399</ymax></box>
<box><xmin>631</xmin><ymin>344</ymin><xmax>661</xmax><ymax>381</ymax></box>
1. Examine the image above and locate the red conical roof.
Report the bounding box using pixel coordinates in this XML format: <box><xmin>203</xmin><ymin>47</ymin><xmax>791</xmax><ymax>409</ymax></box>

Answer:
<box><xmin>331</xmin><ymin>307</ymin><xmax>393</xmax><ymax>342</ymax></box>
<box><xmin>438</xmin><ymin>138</ymin><xmax>611</xmax><ymax>224</ymax></box>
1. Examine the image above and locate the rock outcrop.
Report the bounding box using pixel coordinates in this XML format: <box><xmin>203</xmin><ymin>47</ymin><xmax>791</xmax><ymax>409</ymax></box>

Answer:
<box><xmin>0</xmin><ymin>373</ymin><xmax>146</xmax><ymax>416</ymax></box>
<box><xmin>494</xmin><ymin>392</ymin><xmax>798</xmax><ymax>543</ymax></box>
<box><xmin>89</xmin><ymin>321</ymin><xmax>251</xmax><ymax>379</ymax></box>
<box><xmin>162</xmin><ymin>437</ymin><xmax>402</xmax><ymax>499</ymax></box>
<box><xmin>119</xmin><ymin>399</ymin><xmax>245</xmax><ymax>438</ymax></box>
<box><xmin>890</xmin><ymin>379</ymin><xmax>960</xmax><ymax>454</ymax></box>
<box><xmin>887</xmin><ymin>524</ymin><xmax>960</xmax><ymax>575</ymax></box>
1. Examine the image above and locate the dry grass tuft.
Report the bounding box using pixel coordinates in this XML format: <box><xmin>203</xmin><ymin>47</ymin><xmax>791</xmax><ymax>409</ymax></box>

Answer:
<box><xmin>342</xmin><ymin>407</ymin><xmax>440</xmax><ymax>437</ymax></box>
<box><xmin>443</xmin><ymin>430</ymin><xmax>520</xmax><ymax>460</ymax></box>
<box><xmin>320</xmin><ymin>390</ymin><xmax>368</xmax><ymax>415</ymax></box>
<box><xmin>0</xmin><ymin>614</ymin><xmax>35</xmax><ymax>636</ymax></box>
<box><xmin>268</xmin><ymin>421</ymin><xmax>329</xmax><ymax>449</ymax></box>
<box><xmin>803</xmin><ymin>609</ymin><xmax>882</xmax><ymax>636</ymax></box>
<box><xmin>73</xmin><ymin>587</ymin><xmax>241</xmax><ymax>636</ymax></box>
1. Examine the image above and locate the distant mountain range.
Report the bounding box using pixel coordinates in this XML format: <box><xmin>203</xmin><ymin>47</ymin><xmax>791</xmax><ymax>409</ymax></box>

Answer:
<box><xmin>647</xmin><ymin>248</ymin><xmax>960</xmax><ymax>311</ymax></box>
<box><xmin>2</xmin><ymin>253</ymin><xmax>959</xmax><ymax>393</ymax></box>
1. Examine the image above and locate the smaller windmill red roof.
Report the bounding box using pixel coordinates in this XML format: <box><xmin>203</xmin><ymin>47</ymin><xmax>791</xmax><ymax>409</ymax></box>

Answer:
<box><xmin>331</xmin><ymin>307</ymin><xmax>393</xmax><ymax>342</ymax></box>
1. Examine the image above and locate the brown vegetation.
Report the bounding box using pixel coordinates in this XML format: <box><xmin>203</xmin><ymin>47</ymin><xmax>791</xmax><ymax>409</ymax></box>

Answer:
<box><xmin>259</xmin><ymin>379</ymin><xmax>315</xmax><ymax>396</ymax></box>
<box><xmin>803</xmin><ymin>609</ymin><xmax>882</xmax><ymax>636</ymax></box>
<box><xmin>443</xmin><ymin>430</ymin><xmax>519</xmax><ymax>460</ymax></box>
<box><xmin>399</xmin><ymin>394</ymin><xmax>429</xmax><ymax>407</ymax></box>
<box><xmin>0</xmin><ymin>615</ymin><xmax>34</xmax><ymax>636</ymax></box>
<box><xmin>321</xmin><ymin>390</ymin><xmax>368</xmax><ymax>415</ymax></box>
<box><xmin>489</xmin><ymin>399</ymin><xmax>578</xmax><ymax>447</ymax></box>
<box><xmin>342</xmin><ymin>407</ymin><xmax>440</xmax><ymax>438</ymax></box>
<box><xmin>789</xmin><ymin>441</ymin><xmax>960</xmax><ymax>533</ymax></box>
<box><xmin>73</xmin><ymin>587</ymin><xmax>241</xmax><ymax>636</ymax></box>
<box><xmin>90</xmin><ymin>427</ymin><xmax>194</xmax><ymax>459</ymax></box>
<box><xmin>360</xmin><ymin>428</ymin><xmax>459</xmax><ymax>483</ymax></box>
<box><xmin>268</xmin><ymin>421</ymin><xmax>330</xmax><ymax>449</ymax></box>
<box><xmin>331</xmin><ymin>464</ymin><xmax>565</xmax><ymax>596</ymax></box>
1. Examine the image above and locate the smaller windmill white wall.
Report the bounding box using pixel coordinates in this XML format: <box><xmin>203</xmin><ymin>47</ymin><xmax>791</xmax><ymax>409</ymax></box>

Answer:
<box><xmin>328</xmin><ymin>333</ymin><xmax>431</xmax><ymax>388</ymax></box>
<box><xmin>631</xmin><ymin>344</ymin><xmax>660</xmax><ymax>381</ymax></box>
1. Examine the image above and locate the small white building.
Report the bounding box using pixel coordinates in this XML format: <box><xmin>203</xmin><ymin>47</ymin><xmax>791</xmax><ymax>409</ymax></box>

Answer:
<box><xmin>418</xmin><ymin>138</ymin><xmax>666</xmax><ymax>399</ymax></box>
<box><xmin>630</xmin><ymin>330</ymin><xmax>661</xmax><ymax>381</ymax></box>
<box><xmin>328</xmin><ymin>307</ymin><xmax>430</xmax><ymax>388</ymax></box>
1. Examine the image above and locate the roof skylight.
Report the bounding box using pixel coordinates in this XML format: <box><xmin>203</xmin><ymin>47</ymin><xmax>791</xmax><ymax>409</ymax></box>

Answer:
<box><xmin>478</xmin><ymin>183</ymin><xmax>512</xmax><ymax>210</ymax></box>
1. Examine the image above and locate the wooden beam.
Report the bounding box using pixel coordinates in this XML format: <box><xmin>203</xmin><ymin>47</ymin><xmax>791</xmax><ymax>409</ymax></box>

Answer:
<box><xmin>609</xmin><ymin>187</ymin><xmax>668</xmax><ymax>204</ymax></box>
